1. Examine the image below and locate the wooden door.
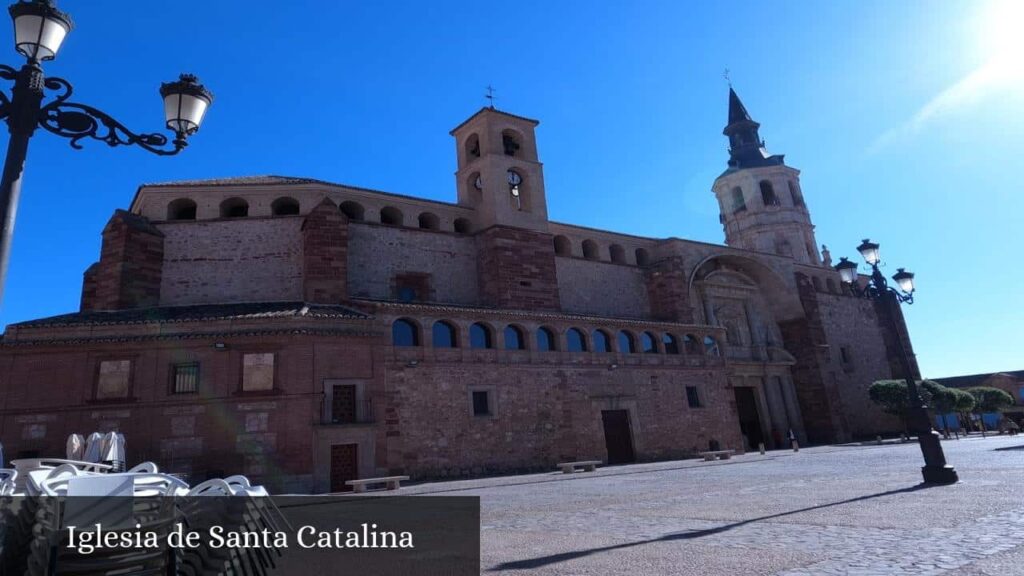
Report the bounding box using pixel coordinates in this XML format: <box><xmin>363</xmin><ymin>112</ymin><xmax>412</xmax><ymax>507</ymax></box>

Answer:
<box><xmin>330</xmin><ymin>443</ymin><xmax>358</xmax><ymax>492</ymax></box>
<box><xmin>601</xmin><ymin>410</ymin><xmax>635</xmax><ymax>464</ymax></box>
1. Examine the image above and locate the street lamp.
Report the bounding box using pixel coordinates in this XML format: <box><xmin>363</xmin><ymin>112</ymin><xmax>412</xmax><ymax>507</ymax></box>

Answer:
<box><xmin>0</xmin><ymin>0</ymin><xmax>212</xmax><ymax>303</ymax></box>
<box><xmin>835</xmin><ymin>239</ymin><xmax>958</xmax><ymax>485</ymax></box>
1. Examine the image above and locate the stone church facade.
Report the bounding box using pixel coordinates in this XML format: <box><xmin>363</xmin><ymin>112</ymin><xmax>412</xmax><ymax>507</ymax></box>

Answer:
<box><xmin>0</xmin><ymin>90</ymin><xmax>910</xmax><ymax>492</ymax></box>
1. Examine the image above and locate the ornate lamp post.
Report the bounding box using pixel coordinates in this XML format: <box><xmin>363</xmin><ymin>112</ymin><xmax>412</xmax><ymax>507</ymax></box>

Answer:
<box><xmin>0</xmin><ymin>0</ymin><xmax>212</xmax><ymax>303</ymax></box>
<box><xmin>835</xmin><ymin>239</ymin><xmax>958</xmax><ymax>484</ymax></box>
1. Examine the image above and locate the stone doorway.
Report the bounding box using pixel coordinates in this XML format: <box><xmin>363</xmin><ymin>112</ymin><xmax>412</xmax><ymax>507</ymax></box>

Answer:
<box><xmin>734</xmin><ymin>387</ymin><xmax>765</xmax><ymax>451</ymax></box>
<box><xmin>601</xmin><ymin>409</ymin><xmax>636</xmax><ymax>464</ymax></box>
<box><xmin>330</xmin><ymin>443</ymin><xmax>359</xmax><ymax>492</ymax></box>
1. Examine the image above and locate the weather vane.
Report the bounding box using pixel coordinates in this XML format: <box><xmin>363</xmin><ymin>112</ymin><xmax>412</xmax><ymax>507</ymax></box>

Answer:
<box><xmin>485</xmin><ymin>85</ymin><xmax>497</xmax><ymax>109</ymax></box>
<box><xmin>723</xmin><ymin>68</ymin><xmax>731</xmax><ymax>87</ymax></box>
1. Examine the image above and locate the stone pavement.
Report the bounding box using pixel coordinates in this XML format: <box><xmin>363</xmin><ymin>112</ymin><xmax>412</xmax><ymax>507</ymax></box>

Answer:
<box><xmin>399</xmin><ymin>435</ymin><xmax>1024</xmax><ymax>575</ymax></box>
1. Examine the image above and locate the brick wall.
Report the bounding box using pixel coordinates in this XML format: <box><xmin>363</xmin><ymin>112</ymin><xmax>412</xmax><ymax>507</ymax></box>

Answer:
<box><xmin>644</xmin><ymin>255</ymin><xmax>696</xmax><ymax>322</ymax></box>
<box><xmin>82</xmin><ymin>210</ymin><xmax>164</xmax><ymax>311</ymax></box>
<box><xmin>302</xmin><ymin>198</ymin><xmax>347</xmax><ymax>303</ymax></box>
<box><xmin>555</xmin><ymin>257</ymin><xmax>648</xmax><ymax>318</ymax></box>
<box><xmin>476</xmin><ymin>226</ymin><xmax>560</xmax><ymax>311</ymax></box>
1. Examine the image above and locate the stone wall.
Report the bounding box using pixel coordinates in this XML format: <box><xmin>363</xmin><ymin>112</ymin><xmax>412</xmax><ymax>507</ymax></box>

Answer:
<box><xmin>158</xmin><ymin>218</ymin><xmax>304</xmax><ymax>306</ymax></box>
<box><xmin>346</xmin><ymin>223</ymin><xmax>479</xmax><ymax>305</ymax></box>
<box><xmin>556</xmin><ymin>257</ymin><xmax>649</xmax><ymax>319</ymax></box>
<box><xmin>476</xmin><ymin>226</ymin><xmax>560</xmax><ymax>311</ymax></box>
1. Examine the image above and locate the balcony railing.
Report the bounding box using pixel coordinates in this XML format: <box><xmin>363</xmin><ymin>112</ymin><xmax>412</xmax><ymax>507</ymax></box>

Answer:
<box><xmin>324</xmin><ymin>398</ymin><xmax>374</xmax><ymax>425</ymax></box>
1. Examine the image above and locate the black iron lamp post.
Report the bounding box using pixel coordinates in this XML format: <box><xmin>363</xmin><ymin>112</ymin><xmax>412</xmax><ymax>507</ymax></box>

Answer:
<box><xmin>835</xmin><ymin>239</ymin><xmax>958</xmax><ymax>485</ymax></box>
<box><xmin>0</xmin><ymin>0</ymin><xmax>212</xmax><ymax>303</ymax></box>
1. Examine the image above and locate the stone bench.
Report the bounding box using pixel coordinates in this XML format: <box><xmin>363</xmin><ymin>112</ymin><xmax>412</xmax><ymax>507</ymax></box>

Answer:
<box><xmin>557</xmin><ymin>460</ymin><xmax>601</xmax><ymax>474</ymax></box>
<box><xmin>699</xmin><ymin>450</ymin><xmax>736</xmax><ymax>461</ymax></box>
<box><xmin>345</xmin><ymin>475</ymin><xmax>410</xmax><ymax>493</ymax></box>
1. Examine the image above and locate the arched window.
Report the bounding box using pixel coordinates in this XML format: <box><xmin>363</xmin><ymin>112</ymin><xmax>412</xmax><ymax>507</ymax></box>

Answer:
<box><xmin>454</xmin><ymin>217</ymin><xmax>472</xmax><ymax>234</ymax></box>
<box><xmin>432</xmin><ymin>321</ymin><xmax>458</xmax><ymax>348</ymax></box>
<box><xmin>789</xmin><ymin>180</ymin><xmax>804</xmax><ymax>207</ymax></box>
<box><xmin>553</xmin><ymin>235</ymin><xmax>571</xmax><ymax>256</ymax></box>
<box><xmin>826</xmin><ymin>278</ymin><xmax>838</xmax><ymax>294</ymax></box>
<box><xmin>502</xmin><ymin>130</ymin><xmax>521</xmax><ymax>157</ymax></box>
<box><xmin>662</xmin><ymin>333</ymin><xmax>680</xmax><ymax>354</ymax></box>
<box><xmin>617</xmin><ymin>331</ymin><xmax>636</xmax><ymax>354</ymax></box>
<box><xmin>536</xmin><ymin>327</ymin><xmax>556</xmax><ymax>352</ymax></box>
<box><xmin>465</xmin><ymin>133</ymin><xmax>480</xmax><ymax>159</ymax></box>
<box><xmin>271</xmin><ymin>197</ymin><xmax>300</xmax><ymax>216</ymax></box>
<box><xmin>592</xmin><ymin>330</ymin><xmax>612</xmax><ymax>352</ymax></box>
<box><xmin>470</xmin><ymin>323</ymin><xmax>493</xmax><ymax>349</ymax></box>
<box><xmin>392</xmin><ymin>319</ymin><xmax>419</xmax><ymax>347</ymax></box>
<box><xmin>609</xmin><ymin>244</ymin><xmax>626</xmax><ymax>264</ymax></box>
<box><xmin>684</xmin><ymin>334</ymin><xmax>701</xmax><ymax>354</ymax></box>
<box><xmin>167</xmin><ymin>198</ymin><xmax>196</xmax><ymax>221</ymax></box>
<box><xmin>704</xmin><ymin>335</ymin><xmax>720</xmax><ymax>356</ymax></box>
<box><xmin>566</xmin><ymin>328</ymin><xmax>587</xmax><ymax>352</ymax></box>
<box><xmin>380</xmin><ymin>206</ymin><xmax>403</xmax><ymax>226</ymax></box>
<box><xmin>220</xmin><ymin>197</ymin><xmax>248</xmax><ymax>218</ymax></box>
<box><xmin>340</xmin><ymin>201</ymin><xmax>365</xmax><ymax>221</ymax></box>
<box><xmin>418</xmin><ymin>212</ymin><xmax>440</xmax><ymax>230</ymax></box>
<box><xmin>504</xmin><ymin>325</ymin><xmax>525</xmax><ymax>350</ymax></box>
<box><xmin>731</xmin><ymin>187</ymin><xmax>746</xmax><ymax>213</ymax></box>
<box><xmin>760</xmin><ymin>180</ymin><xmax>780</xmax><ymax>206</ymax></box>
<box><xmin>641</xmin><ymin>332</ymin><xmax>658</xmax><ymax>353</ymax></box>
<box><xmin>582</xmin><ymin>240</ymin><xmax>600</xmax><ymax>260</ymax></box>
<box><xmin>635</xmin><ymin>248</ymin><xmax>650</xmax><ymax>266</ymax></box>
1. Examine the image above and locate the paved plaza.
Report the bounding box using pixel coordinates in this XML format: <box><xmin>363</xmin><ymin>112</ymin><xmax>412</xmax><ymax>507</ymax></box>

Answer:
<box><xmin>401</xmin><ymin>435</ymin><xmax>1024</xmax><ymax>575</ymax></box>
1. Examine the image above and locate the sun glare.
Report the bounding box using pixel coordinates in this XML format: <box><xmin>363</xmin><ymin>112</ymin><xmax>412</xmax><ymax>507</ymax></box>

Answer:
<box><xmin>978</xmin><ymin>0</ymin><xmax>1024</xmax><ymax>78</ymax></box>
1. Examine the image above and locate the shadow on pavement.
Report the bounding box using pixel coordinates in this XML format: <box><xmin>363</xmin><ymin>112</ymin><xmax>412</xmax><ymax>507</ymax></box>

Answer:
<box><xmin>488</xmin><ymin>483</ymin><xmax>938</xmax><ymax>572</ymax></box>
<box><xmin>993</xmin><ymin>444</ymin><xmax>1024</xmax><ymax>451</ymax></box>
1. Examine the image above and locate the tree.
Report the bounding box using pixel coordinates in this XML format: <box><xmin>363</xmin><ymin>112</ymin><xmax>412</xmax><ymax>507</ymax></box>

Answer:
<box><xmin>868</xmin><ymin>379</ymin><xmax>935</xmax><ymax>434</ymax></box>
<box><xmin>966</xmin><ymin>387</ymin><xmax>1014</xmax><ymax>436</ymax></box>
<box><xmin>923</xmin><ymin>381</ymin><xmax>958</xmax><ymax>438</ymax></box>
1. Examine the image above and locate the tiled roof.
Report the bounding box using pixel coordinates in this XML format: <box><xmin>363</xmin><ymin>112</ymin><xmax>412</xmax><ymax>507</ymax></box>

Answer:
<box><xmin>142</xmin><ymin>175</ymin><xmax>325</xmax><ymax>188</ymax></box>
<box><xmin>933</xmin><ymin>370</ymin><xmax>1024</xmax><ymax>389</ymax></box>
<box><xmin>11</xmin><ymin>301</ymin><xmax>370</xmax><ymax>328</ymax></box>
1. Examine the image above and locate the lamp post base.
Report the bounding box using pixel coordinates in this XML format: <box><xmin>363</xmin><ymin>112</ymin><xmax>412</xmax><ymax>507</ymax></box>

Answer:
<box><xmin>921</xmin><ymin>465</ymin><xmax>958</xmax><ymax>485</ymax></box>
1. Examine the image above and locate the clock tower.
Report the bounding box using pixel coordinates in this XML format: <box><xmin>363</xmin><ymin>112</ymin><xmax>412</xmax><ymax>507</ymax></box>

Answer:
<box><xmin>450</xmin><ymin>107</ymin><xmax>549</xmax><ymax>232</ymax></box>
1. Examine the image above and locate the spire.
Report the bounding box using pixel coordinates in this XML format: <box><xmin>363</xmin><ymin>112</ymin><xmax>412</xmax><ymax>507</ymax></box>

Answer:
<box><xmin>721</xmin><ymin>87</ymin><xmax>784</xmax><ymax>171</ymax></box>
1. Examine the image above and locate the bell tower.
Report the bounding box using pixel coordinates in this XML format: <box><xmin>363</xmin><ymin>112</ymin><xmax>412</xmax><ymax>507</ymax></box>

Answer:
<box><xmin>712</xmin><ymin>88</ymin><xmax>822</xmax><ymax>265</ymax></box>
<box><xmin>451</xmin><ymin>107</ymin><xmax>549</xmax><ymax>232</ymax></box>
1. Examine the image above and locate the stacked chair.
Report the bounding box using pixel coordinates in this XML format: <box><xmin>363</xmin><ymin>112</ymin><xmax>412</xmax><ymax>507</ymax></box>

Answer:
<box><xmin>0</xmin><ymin>433</ymin><xmax>287</xmax><ymax>575</ymax></box>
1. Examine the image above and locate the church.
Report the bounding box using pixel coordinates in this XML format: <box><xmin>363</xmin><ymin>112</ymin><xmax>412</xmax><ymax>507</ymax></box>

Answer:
<box><xmin>0</xmin><ymin>89</ymin><xmax>910</xmax><ymax>493</ymax></box>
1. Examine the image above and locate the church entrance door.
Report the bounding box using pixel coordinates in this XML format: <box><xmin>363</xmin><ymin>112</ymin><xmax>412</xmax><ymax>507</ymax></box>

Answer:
<box><xmin>734</xmin><ymin>387</ymin><xmax>765</xmax><ymax>450</ymax></box>
<box><xmin>330</xmin><ymin>443</ymin><xmax>359</xmax><ymax>492</ymax></box>
<box><xmin>601</xmin><ymin>410</ymin><xmax>635</xmax><ymax>464</ymax></box>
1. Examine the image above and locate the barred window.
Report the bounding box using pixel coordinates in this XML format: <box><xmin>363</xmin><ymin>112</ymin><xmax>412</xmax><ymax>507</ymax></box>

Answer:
<box><xmin>172</xmin><ymin>363</ymin><xmax>199</xmax><ymax>394</ymax></box>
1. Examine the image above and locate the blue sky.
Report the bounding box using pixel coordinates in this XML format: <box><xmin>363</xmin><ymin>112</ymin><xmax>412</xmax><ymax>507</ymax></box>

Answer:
<box><xmin>0</xmin><ymin>0</ymin><xmax>1019</xmax><ymax>378</ymax></box>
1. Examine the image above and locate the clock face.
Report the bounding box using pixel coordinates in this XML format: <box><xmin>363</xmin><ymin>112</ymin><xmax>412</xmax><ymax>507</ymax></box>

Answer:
<box><xmin>473</xmin><ymin>175</ymin><xmax>483</xmax><ymax>190</ymax></box>
<box><xmin>507</xmin><ymin>170</ymin><xmax>522</xmax><ymax>186</ymax></box>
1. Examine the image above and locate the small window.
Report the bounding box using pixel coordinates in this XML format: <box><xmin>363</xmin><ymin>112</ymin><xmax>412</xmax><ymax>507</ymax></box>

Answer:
<box><xmin>167</xmin><ymin>198</ymin><xmax>197</xmax><ymax>221</ymax></box>
<box><xmin>472</xmin><ymin>390</ymin><xmax>491</xmax><ymax>416</ymax></box>
<box><xmin>392</xmin><ymin>319</ymin><xmax>420</xmax><ymax>347</ymax></box>
<box><xmin>504</xmin><ymin>325</ymin><xmax>525</xmax><ymax>350</ymax></box>
<box><xmin>641</xmin><ymin>332</ymin><xmax>658</xmax><ymax>354</ymax></box>
<box><xmin>703</xmin><ymin>336</ymin><xmax>720</xmax><ymax>357</ymax></box>
<box><xmin>502</xmin><ymin>131</ymin><xmax>520</xmax><ymax>156</ymax></box>
<box><xmin>220</xmin><ymin>197</ymin><xmax>249</xmax><ymax>218</ymax></box>
<box><xmin>684</xmin><ymin>334</ymin><xmax>700</xmax><ymax>354</ymax></box>
<box><xmin>553</xmin><ymin>235</ymin><xmax>572</xmax><ymax>256</ymax></box>
<box><xmin>609</xmin><ymin>244</ymin><xmax>626</xmax><ymax>264</ymax></box>
<box><xmin>731</xmin><ymin>187</ymin><xmax>746</xmax><ymax>213</ymax></box>
<box><xmin>686</xmin><ymin>386</ymin><xmax>702</xmax><ymax>408</ymax></box>
<box><xmin>432</xmin><ymin>321</ymin><xmax>458</xmax><ymax>348</ymax></box>
<box><xmin>592</xmin><ymin>330</ymin><xmax>612</xmax><ymax>353</ymax></box>
<box><xmin>536</xmin><ymin>327</ymin><xmax>556</xmax><ymax>352</ymax></box>
<box><xmin>465</xmin><ymin>133</ymin><xmax>480</xmax><ymax>159</ymax></box>
<box><xmin>271</xmin><ymin>197</ymin><xmax>300</xmax><ymax>216</ymax></box>
<box><xmin>397</xmin><ymin>286</ymin><xmax>417</xmax><ymax>302</ymax></box>
<box><xmin>340</xmin><ymin>201</ymin><xmax>365</xmax><ymax>221</ymax></box>
<box><xmin>635</xmin><ymin>248</ymin><xmax>650</xmax><ymax>266</ymax></box>
<box><xmin>171</xmin><ymin>363</ymin><xmax>199</xmax><ymax>394</ymax></box>
<box><xmin>566</xmin><ymin>328</ymin><xmax>587</xmax><ymax>352</ymax></box>
<box><xmin>96</xmin><ymin>360</ymin><xmax>131</xmax><ymax>400</ymax></box>
<box><xmin>582</xmin><ymin>240</ymin><xmax>600</xmax><ymax>260</ymax></box>
<box><xmin>760</xmin><ymin>180</ymin><xmax>780</xmax><ymax>207</ymax></box>
<box><xmin>470</xmin><ymin>323</ymin><xmax>493</xmax><ymax>349</ymax></box>
<box><xmin>812</xmin><ymin>277</ymin><xmax>823</xmax><ymax>292</ymax></box>
<box><xmin>789</xmin><ymin>181</ymin><xmax>804</xmax><ymax>207</ymax></box>
<box><xmin>662</xmin><ymin>333</ymin><xmax>680</xmax><ymax>354</ymax></box>
<box><xmin>242</xmin><ymin>353</ymin><xmax>275</xmax><ymax>392</ymax></box>
<box><xmin>380</xmin><ymin>206</ymin><xmax>403</xmax><ymax>226</ymax></box>
<box><xmin>617</xmin><ymin>331</ymin><xmax>636</xmax><ymax>354</ymax></box>
<box><xmin>418</xmin><ymin>212</ymin><xmax>440</xmax><ymax>230</ymax></box>
<box><xmin>454</xmin><ymin>217</ymin><xmax>473</xmax><ymax>234</ymax></box>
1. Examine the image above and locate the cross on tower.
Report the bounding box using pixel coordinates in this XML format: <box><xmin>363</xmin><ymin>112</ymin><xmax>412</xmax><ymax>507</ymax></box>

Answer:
<box><xmin>485</xmin><ymin>85</ymin><xmax>497</xmax><ymax>109</ymax></box>
<box><xmin>723</xmin><ymin>68</ymin><xmax>731</xmax><ymax>87</ymax></box>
